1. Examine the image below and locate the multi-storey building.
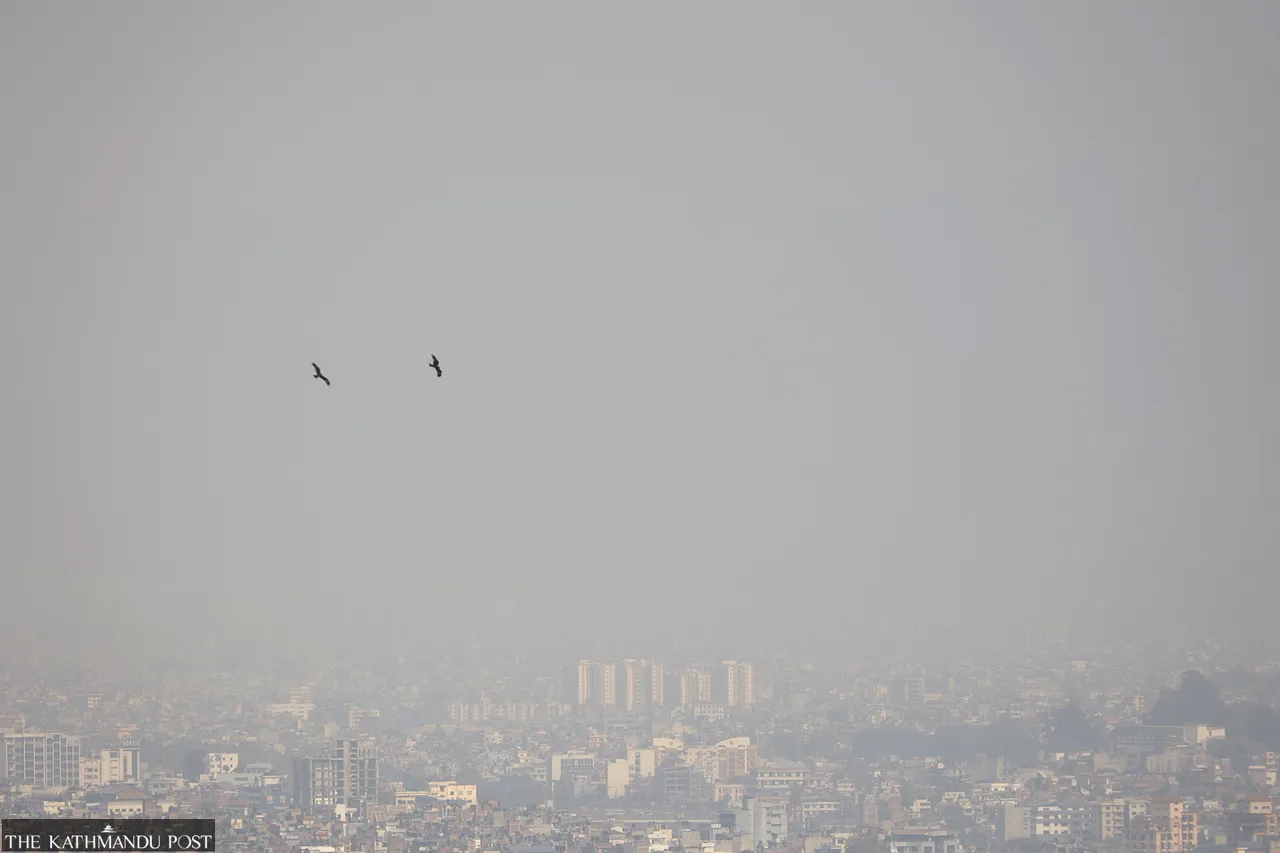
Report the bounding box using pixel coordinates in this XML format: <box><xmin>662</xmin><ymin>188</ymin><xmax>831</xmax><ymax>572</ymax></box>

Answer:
<box><xmin>80</xmin><ymin>745</ymin><xmax>142</xmax><ymax>788</ymax></box>
<box><xmin>1027</xmin><ymin>801</ymin><xmax>1095</xmax><ymax>840</ymax></box>
<box><xmin>1095</xmin><ymin>799</ymin><xmax>1129</xmax><ymax>840</ymax></box>
<box><xmin>1124</xmin><ymin>817</ymin><xmax>1179</xmax><ymax>853</ymax></box>
<box><xmin>721</xmin><ymin>660</ymin><xmax>755</xmax><ymax>708</ymax></box>
<box><xmin>548</xmin><ymin>750</ymin><xmax>596</xmax><ymax>782</ymax></box>
<box><xmin>596</xmin><ymin>661</ymin><xmax>617</xmax><ymax>707</ymax></box>
<box><xmin>576</xmin><ymin>660</ymin><xmax>619</xmax><ymax>707</ymax></box>
<box><xmin>715</xmin><ymin>736</ymin><xmax>758</xmax><ymax>780</ymax></box>
<box><xmin>3</xmin><ymin>732</ymin><xmax>81</xmax><ymax>789</ymax></box>
<box><xmin>425</xmin><ymin>781</ymin><xmax>477</xmax><ymax>804</ymax></box>
<box><xmin>618</xmin><ymin>659</ymin><xmax>665</xmax><ymax>711</ymax></box>
<box><xmin>887</xmin><ymin>830</ymin><xmax>960</xmax><ymax>853</ymax></box>
<box><xmin>293</xmin><ymin>739</ymin><xmax>378</xmax><ymax>817</ymax></box>
<box><xmin>627</xmin><ymin>747</ymin><xmax>656</xmax><ymax>779</ymax></box>
<box><xmin>576</xmin><ymin>660</ymin><xmax>597</xmax><ymax>705</ymax></box>
<box><xmin>679</xmin><ymin>668</ymin><xmax>712</xmax><ymax>706</ymax></box>
<box><xmin>1148</xmin><ymin>795</ymin><xmax>1186</xmax><ymax>853</ymax></box>
<box><xmin>204</xmin><ymin>752</ymin><xmax>239</xmax><ymax>775</ymax></box>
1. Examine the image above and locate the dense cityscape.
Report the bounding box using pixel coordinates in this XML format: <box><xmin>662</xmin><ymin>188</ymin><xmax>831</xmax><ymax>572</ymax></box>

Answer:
<box><xmin>3</xmin><ymin>643</ymin><xmax>1280</xmax><ymax>853</ymax></box>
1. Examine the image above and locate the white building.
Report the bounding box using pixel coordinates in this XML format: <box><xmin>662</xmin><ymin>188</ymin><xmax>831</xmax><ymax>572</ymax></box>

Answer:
<box><xmin>80</xmin><ymin>745</ymin><xmax>142</xmax><ymax>788</ymax></box>
<box><xmin>628</xmin><ymin>747</ymin><xmax>656</xmax><ymax>779</ymax></box>
<box><xmin>887</xmin><ymin>830</ymin><xmax>961</xmax><ymax>853</ymax></box>
<box><xmin>3</xmin><ymin>732</ymin><xmax>81</xmax><ymax>789</ymax></box>
<box><xmin>549</xmin><ymin>750</ymin><xmax>596</xmax><ymax>782</ymax></box>
<box><xmin>721</xmin><ymin>661</ymin><xmax>755</xmax><ymax>708</ymax></box>
<box><xmin>205</xmin><ymin>752</ymin><xmax>239</xmax><ymax>775</ymax></box>
<box><xmin>605</xmin><ymin>758</ymin><xmax>630</xmax><ymax>799</ymax></box>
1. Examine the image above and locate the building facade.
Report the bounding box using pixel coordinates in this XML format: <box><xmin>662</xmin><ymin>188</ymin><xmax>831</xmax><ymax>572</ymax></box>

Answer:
<box><xmin>3</xmin><ymin>732</ymin><xmax>81</xmax><ymax>789</ymax></box>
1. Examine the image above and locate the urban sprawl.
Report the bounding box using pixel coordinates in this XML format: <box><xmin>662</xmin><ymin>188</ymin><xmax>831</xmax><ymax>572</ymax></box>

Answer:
<box><xmin>3</xmin><ymin>649</ymin><xmax>1280</xmax><ymax>853</ymax></box>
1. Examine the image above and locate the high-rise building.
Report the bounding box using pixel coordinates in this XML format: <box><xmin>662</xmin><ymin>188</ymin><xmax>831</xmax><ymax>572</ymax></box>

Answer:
<box><xmin>618</xmin><ymin>659</ymin><xmax>665</xmax><ymax>711</ymax></box>
<box><xmin>597</xmin><ymin>662</ymin><xmax>617</xmax><ymax>707</ymax></box>
<box><xmin>722</xmin><ymin>661</ymin><xmax>755</xmax><ymax>708</ymax></box>
<box><xmin>649</xmin><ymin>660</ymin><xmax>665</xmax><ymax>707</ymax></box>
<box><xmin>620</xmin><ymin>660</ymin><xmax>640</xmax><ymax>711</ymax></box>
<box><xmin>577</xmin><ymin>660</ymin><xmax>597</xmax><ymax>705</ymax></box>
<box><xmin>293</xmin><ymin>739</ymin><xmax>378</xmax><ymax>817</ymax></box>
<box><xmin>3</xmin><ymin>732</ymin><xmax>81</xmax><ymax>788</ymax></box>
<box><xmin>1148</xmin><ymin>795</ymin><xmax>1186</xmax><ymax>853</ymax></box>
<box><xmin>576</xmin><ymin>660</ymin><xmax>619</xmax><ymax>707</ymax></box>
<box><xmin>679</xmin><ymin>668</ymin><xmax>712</xmax><ymax>706</ymax></box>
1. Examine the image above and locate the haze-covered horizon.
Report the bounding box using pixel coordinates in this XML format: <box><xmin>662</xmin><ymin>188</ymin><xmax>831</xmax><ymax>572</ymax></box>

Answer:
<box><xmin>3</xmin><ymin>3</ymin><xmax>1279</xmax><ymax>665</ymax></box>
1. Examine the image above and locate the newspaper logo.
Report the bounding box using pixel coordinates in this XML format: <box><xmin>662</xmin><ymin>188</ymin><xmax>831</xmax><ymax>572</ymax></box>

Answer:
<box><xmin>1</xmin><ymin>820</ymin><xmax>215</xmax><ymax>852</ymax></box>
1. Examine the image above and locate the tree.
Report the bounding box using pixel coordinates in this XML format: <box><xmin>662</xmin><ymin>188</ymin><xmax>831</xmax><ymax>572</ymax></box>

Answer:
<box><xmin>1224</xmin><ymin>702</ymin><xmax>1280</xmax><ymax>749</ymax></box>
<box><xmin>1146</xmin><ymin>670</ymin><xmax>1226</xmax><ymax>726</ymax></box>
<box><xmin>1045</xmin><ymin>702</ymin><xmax>1106</xmax><ymax>753</ymax></box>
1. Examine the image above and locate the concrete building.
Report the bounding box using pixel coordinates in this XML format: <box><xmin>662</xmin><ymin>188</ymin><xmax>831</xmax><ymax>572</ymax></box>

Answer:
<box><xmin>678</xmin><ymin>668</ymin><xmax>712</xmax><ymax>706</ymax></box>
<box><xmin>3</xmin><ymin>732</ymin><xmax>81</xmax><ymax>789</ymax></box>
<box><xmin>1001</xmin><ymin>805</ymin><xmax>1032</xmax><ymax>842</ymax></box>
<box><xmin>549</xmin><ymin>750</ymin><xmax>595</xmax><ymax>782</ymax></box>
<box><xmin>721</xmin><ymin>661</ymin><xmax>755</xmax><ymax>708</ymax></box>
<box><xmin>627</xmin><ymin>747</ymin><xmax>656</xmax><ymax>779</ymax></box>
<box><xmin>293</xmin><ymin>739</ymin><xmax>378</xmax><ymax>818</ymax></box>
<box><xmin>1096</xmin><ymin>800</ymin><xmax>1129</xmax><ymax>840</ymax></box>
<box><xmin>751</xmin><ymin>797</ymin><xmax>789</xmax><ymax>846</ymax></box>
<box><xmin>1028</xmin><ymin>801</ymin><xmax>1096</xmax><ymax>840</ymax></box>
<box><xmin>887</xmin><ymin>830</ymin><xmax>960</xmax><ymax>853</ymax></box>
<box><xmin>1124</xmin><ymin>817</ymin><xmax>1178</xmax><ymax>853</ymax></box>
<box><xmin>1148</xmin><ymin>795</ymin><xmax>1186</xmax><ymax>853</ymax></box>
<box><xmin>605</xmin><ymin>758</ymin><xmax>630</xmax><ymax>799</ymax></box>
<box><xmin>205</xmin><ymin>752</ymin><xmax>239</xmax><ymax>775</ymax></box>
<box><xmin>756</xmin><ymin>760</ymin><xmax>810</xmax><ymax>792</ymax></box>
<box><xmin>576</xmin><ymin>660</ymin><xmax>597</xmax><ymax>705</ymax></box>
<box><xmin>425</xmin><ymin>781</ymin><xmax>477</xmax><ymax>804</ymax></box>
<box><xmin>80</xmin><ymin>745</ymin><xmax>142</xmax><ymax>788</ymax></box>
<box><xmin>1182</xmin><ymin>724</ymin><xmax>1226</xmax><ymax>744</ymax></box>
<box><xmin>714</xmin><ymin>736</ymin><xmax>758</xmax><ymax>780</ymax></box>
<box><xmin>618</xmin><ymin>659</ymin><xmax>665</xmax><ymax>711</ymax></box>
<box><xmin>1111</xmin><ymin>726</ymin><xmax>1185</xmax><ymax>753</ymax></box>
<box><xmin>576</xmin><ymin>660</ymin><xmax>618</xmax><ymax>707</ymax></box>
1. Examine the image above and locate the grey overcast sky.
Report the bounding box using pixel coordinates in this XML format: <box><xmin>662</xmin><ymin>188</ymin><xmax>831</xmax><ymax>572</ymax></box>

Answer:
<box><xmin>2</xmin><ymin>3</ymin><xmax>1278</xmax><ymax>664</ymax></box>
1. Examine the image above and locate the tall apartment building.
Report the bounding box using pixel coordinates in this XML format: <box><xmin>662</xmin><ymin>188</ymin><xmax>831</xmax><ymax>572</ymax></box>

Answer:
<box><xmin>597</xmin><ymin>662</ymin><xmax>616</xmax><ymax>707</ymax></box>
<box><xmin>293</xmin><ymin>739</ymin><xmax>378</xmax><ymax>817</ymax></box>
<box><xmin>576</xmin><ymin>660</ymin><xmax>620</xmax><ymax>707</ymax></box>
<box><xmin>679</xmin><ymin>668</ymin><xmax>712</xmax><ymax>706</ymax></box>
<box><xmin>1095</xmin><ymin>800</ymin><xmax>1129</xmax><ymax>840</ymax></box>
<box><xmin>715</xmin><ymin>736</ymin><xmax>759</xmax><ymax>780</ymax></box>
<box><xmin>3</xmin><ymin>732</ymin><xmax>81</xmax><ymax>788</ymax></box>
<box><xmin>618</xmin><ymin>659</ymin><xmax>665</xmax><ymax>711</ymax></box>
<box><xmin>1148</xmin><ymin>796</ymin><xmax>1187</xmax><ymax>853</ymax></box>
<box><xmin>576</xmin><ymin>660</ymin><xmax>597</xmax><ymax>705</ymax></box>
<box><xmin>722</xmin><ymin>661</ymin><xmax>755</xmax><ymax>708</ymax></box>
<box><xmin>619</xmin><ymin>660</ymin><xmax>639</xmax><ymax>711</ymax></box>
<box><xmin>649</xmin><ymin>660</ymin><xmax>664</xmax><ymax>707</ymax></box>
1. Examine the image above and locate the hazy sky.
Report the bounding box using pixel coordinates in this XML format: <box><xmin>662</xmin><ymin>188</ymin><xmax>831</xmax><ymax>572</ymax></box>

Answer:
<box><xmin>3</xmin><ymin>3</ymin><xmax>1278</xmax><ymax>663</ymax></box>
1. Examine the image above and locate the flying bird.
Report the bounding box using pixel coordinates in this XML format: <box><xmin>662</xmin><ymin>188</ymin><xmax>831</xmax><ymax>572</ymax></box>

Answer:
<box><xmin>429</xmin><ymin>354</ymin><xmax>442</xmax><ymax>378</ymax></box>
<box><xmin>311</xmin><ymin>362</ymin><xmax>330</xmax><ymax>386</ymax></box>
